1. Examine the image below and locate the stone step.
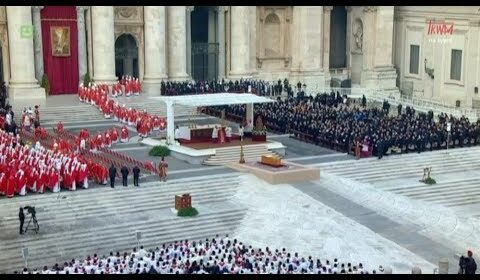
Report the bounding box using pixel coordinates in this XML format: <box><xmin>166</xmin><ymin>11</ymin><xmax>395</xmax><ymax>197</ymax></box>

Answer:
<box><xmin>317</xmin><ymin>147</ymin><xmax>478</xmax><ymax>170</ymax></box>
<box><xmin>1</xmin><ymin>209</ymin><xmax>245</xmax><ymax>273</ymax></box>
<box><xmin>0</xmin><ymin>174</ymin><xmax>241</xmax><ymax>207</ymax></box>
<box><xmin>322</xmin><ymin>157</ymin><xmax>480</xmax><ymax>180</ymax></box>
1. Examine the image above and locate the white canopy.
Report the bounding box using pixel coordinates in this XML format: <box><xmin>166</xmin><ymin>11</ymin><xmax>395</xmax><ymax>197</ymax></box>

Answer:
<box><xmin>149</xmin><ymin>93</ymin><xmax>274</xmax><ymax>107</ymax></box>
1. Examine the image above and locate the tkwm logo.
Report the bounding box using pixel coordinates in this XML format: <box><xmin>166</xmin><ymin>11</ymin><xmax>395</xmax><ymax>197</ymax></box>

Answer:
<box><xmin>427</xmin><ymin>20</ymin><xmax>454</xmax><ymax>35</ymax></box>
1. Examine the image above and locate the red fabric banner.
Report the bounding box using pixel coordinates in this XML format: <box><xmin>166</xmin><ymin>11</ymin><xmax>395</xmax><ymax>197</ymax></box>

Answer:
<box><xmin>41</xmin><ymin>6</ymin><xmax>79</xmax><ymax>95</ymax></box>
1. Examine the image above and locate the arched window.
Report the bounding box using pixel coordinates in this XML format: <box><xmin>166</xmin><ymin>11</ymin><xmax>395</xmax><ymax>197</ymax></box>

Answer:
<box><xmin>264</xmin><ymin>13</ymin><xmax>281</xmax><ymax>57</ymax></box>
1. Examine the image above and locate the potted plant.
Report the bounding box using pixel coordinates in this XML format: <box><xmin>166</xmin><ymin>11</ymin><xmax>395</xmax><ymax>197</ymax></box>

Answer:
<box><xmin>149</xmin><ymin>145</ymin><xmax>171</xmax><ymax>157</ymax></box>
<box><xmin>40</xmin><ymin>74</ymin><xmax>50</xmax><ymax>96</ymax></box>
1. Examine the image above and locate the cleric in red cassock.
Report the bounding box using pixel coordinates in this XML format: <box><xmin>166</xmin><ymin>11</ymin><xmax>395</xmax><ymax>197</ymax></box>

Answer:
<box><xmin>120</xmin><ymin>126</ymin><xmax>129</xmax><ymax>143</ymax></box>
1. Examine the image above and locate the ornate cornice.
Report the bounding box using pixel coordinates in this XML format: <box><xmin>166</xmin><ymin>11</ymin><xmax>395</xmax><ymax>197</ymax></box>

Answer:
<box><xmin>76</xmin><ymin>6</ymin><xmax>89</xmax><ymax>13</ymax></box>
<box><xmin>216</xmin><ymin>6</ymin><xmax>229</xmax><ymax>13</ymax></box>
<box><xmin>32</xmin><ymin>6</ymin><xmax>44</xmax><ymax>12</ymax></box>
<box><xmin>363</xmin><ymin>6</ymin><xmax>377</xmax><ymax>13</ymax></box>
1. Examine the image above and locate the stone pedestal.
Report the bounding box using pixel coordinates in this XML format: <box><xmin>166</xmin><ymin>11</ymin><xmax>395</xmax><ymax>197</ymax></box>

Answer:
<box><xmin>6</xmin><ymin>6</ymin><xmax>45</xmax><ymax>101</ymax></box>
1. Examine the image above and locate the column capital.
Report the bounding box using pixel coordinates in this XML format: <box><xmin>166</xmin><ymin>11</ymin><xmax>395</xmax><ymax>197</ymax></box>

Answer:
<box><xmin>216</xmin><ymin>6</ymin><xmax>229</xmax><ymax>13</ymax></box>
<box><xmin>76</xmin><ymin>6</ymin><xmax>90</xmax><ymax>13</ymax></box>
<box><xmin>323</xmin><ymin>6</ymin><xmax>333</xmax><ymax>12</ymax></box>
<box><xmin>363</xmin><ymin>6</ymin><xmax>377</xmax><ymax>13</ymax></box>
<box><xmin>345</xmin><ymin>6</ymin><xmax>352</xmax><ymax>12</ymax></box>
<box><xmin>31</xmin><ymin>6</ymin><xmax>44</xmax><ymax>12</ymax></box>
<box><xmin>186</xmin><ymin>6</ymin><xmax>195</xmax><ymax>13</ymax></box>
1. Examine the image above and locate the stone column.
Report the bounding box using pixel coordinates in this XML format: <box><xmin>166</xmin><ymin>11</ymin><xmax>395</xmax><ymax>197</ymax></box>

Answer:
<box><xmin>91</xmin><ymin>6</ymin><xmax>117</xmax><ymax>84</ymax></box>
<box><xmin>362</xmin><ymin>6</ymin><xmax>376</xmax><ymax>71</ymax></box>
<box><xmin>76</xmin><ymin>6</ymin><xmax>88</xmax><ymax>83</ymax></box>
<box><xmin>374</xmin><ymin>6</ymin><xmax>394</xmax><ymax>67</ymax></box>
<box><xmin>165</xmin><ymin>100</ymin><xmax>175</xmax><ymax>145</ymax></box>
<box><xmin>323</xmin><ymin>6</ymin><xmax>332</xmax><ymax>73</ymax></box>
<box><xmin>246</xmin><ymin>103</ymin><xmax>254</xmax><ymax>126</ymax></box>
<box><xmin>86</xmin><ymin>8</ymin><xmax>93</xmax><ymax>79</ymax></box>
<box><xmin>6</xmin><ymin>6</ymin><xmax>45</xmax><ymax>101</ymax></box>
<box><xmin>216</xmin><ymin>6</ymin><xmax>227</xmax><ymax>80</ymax></box>
<box><xmin>32</xmin><ymin>6</ymin><xmax>44</xmax><ymax>81</ymax></box>
<box><xmin>186</xmin><ymin>6</ymin><xmax>194</xmax><ymax>77</ymax></box>
<box><xmin>229</xmin><ymin>6</ymin><xmax>251</xmax><ymax>79</ymax></box>
<box><xmin>361</xmin><ymin>6</ymin><xmax>398</xmax><ymax>91</ymax></box>
<box><xmin>143</xmin><ymin>6</ymin><xmax>167</xmax><ymax>94</ymax></box>
<box><xmin>208</xmin><ymin>9</ymin><xmax>216</xmax><ymax>80</ymax></box>
<box><xmin>249</xmin><ymin>6</ymin><xmax>257</xmax><ymax>77</ymax></box>
<box><xmin>167</xmin><ymin>6</ymin><xmax>189</xmax><ymax>81</ymax></box>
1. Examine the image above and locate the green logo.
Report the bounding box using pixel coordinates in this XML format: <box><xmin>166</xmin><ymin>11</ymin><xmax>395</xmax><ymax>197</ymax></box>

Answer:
<box><xmin>20</xmin><ymin>25</ymin><xmax>34</xmax><ymax>38</ymax></box>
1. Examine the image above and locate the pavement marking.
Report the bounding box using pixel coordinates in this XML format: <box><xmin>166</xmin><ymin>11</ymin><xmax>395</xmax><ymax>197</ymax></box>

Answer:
<box><xmin>169</xmin><ymin>166</ymin><xmax>227</xmax><ymax>175</ymax></box>
<box><xmin>112</xmin><ymin>146</ymin><xmax>150</xmax><ymax>152</ymax></box>
<box><xmin>288</xmin><ymin>153</ymin><xmax>347</xmax><ymax>161</ymax></box>
<box><xmin>267</xmin><ymin>134</ymin><xmax>291</xmax><ymax>139</ymax></box>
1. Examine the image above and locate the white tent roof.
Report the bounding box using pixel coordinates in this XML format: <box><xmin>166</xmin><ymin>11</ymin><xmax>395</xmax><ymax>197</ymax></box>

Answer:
<box><xmin>149</xmin><ymin>93</ymin><xmax>274</xmax><ymax>107</ymax></box>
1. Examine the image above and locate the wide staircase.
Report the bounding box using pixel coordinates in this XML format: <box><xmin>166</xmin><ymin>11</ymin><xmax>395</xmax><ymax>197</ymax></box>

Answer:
<box><xmin>0</xmin><ymin>173</ymin><xmax>246</xmax><ymax>273</ymax></box>
<box><xmin>203</xmin><ymin>144</ymin><xmax>281</xmax><ymax>166</ymax></box>
<box><xmin>13</xmin><ymin>101</ymin><xmax>198</xmax><ymax>126</ymax></box>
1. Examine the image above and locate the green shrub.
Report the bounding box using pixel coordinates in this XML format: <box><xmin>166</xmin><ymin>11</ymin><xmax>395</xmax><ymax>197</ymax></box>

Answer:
<box><xmin>424</xmin><ymin>177</ymin><xmax>436</xmax><ymax>185</ymax></box>
<box><xmin>149</xmin><ymin>145</ymin><xmax>170</xmax><ymax>157</ymax></box>
<box><xmin>40</xmin><ymin>74</ymin><xmax>50</xmax><ymax>95</ymax></box>
<box><xmin>83</xmin><ymin>72</ymin><xmax>92</xmax><ymax>87</ymax></box>
<box><xmin>177</xmin><ymin>207</ymin><xmax>199</xmax><ymax>217</ymax></box>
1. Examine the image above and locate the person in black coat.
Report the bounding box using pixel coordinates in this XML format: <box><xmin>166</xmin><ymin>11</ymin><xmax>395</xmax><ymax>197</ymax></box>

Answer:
<box><xmin>108</xmin><ymin>164</ymin><xmax>117</xmax><ymax>188</ymax></box>
<box><xmin>132</xmin><ymin>166</ymin><xmax>140</xmax><ymax>187</ymax></box>
<box><xmin>120</xmin><ymin>166</ymin><xmax>129</xmax><ymax>187</ymax></box>
<box><xmin>19</xmin><ymin>207</ymin><xmax>25</xmax><ymax>235</ymax></box>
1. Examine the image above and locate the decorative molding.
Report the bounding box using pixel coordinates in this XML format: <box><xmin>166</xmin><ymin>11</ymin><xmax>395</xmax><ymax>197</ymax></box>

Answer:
<box><xmin>363</xmin><ymin>6</ymin><xmax>377</xmax><ymax>13</ymax></box>
<box><xmin>114</xmin><ymin>25</ymin><xmax>143</xmax><ymax>47</ymax></box>
<box><xmin>257</xmin><ymin>6</ymin><xmax>292</xmax><ymax>62</ymax></box>
<box><xmin>0</xmin><ymin>25</ymin><xmax>7</xmax><ymax>48</ymax></box>
<box><xmin>114</xmin><ymin>6</ymin><xmax>143</xmax><ymax>24</ymax></box>
<box><xmin>0</xmin><ymin>6</ymin><xmax>6</xmax><ymax>23</ymax></box>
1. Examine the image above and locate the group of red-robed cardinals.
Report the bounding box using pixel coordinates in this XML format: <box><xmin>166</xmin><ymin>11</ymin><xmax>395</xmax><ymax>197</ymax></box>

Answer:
<box><xmin>0</xmin><ymin>130</ymin><xmax>90</xmax><ymax>198</ymax></box>
<box><xmin>112</xmin><ymin>75</ymin><xmax>141</xmax><ymax>97</ymax></box>
<box><xmin>79</xmin><ymin>84</ymin><xmax>167</xmax><ymax>139</ymax></box>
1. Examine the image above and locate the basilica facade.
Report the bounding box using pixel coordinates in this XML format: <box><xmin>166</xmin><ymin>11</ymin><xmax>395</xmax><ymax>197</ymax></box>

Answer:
<box><xmin>0</xmin><ymin>6</ymin><xmax>479</xmax><ymax>108</ymax></box>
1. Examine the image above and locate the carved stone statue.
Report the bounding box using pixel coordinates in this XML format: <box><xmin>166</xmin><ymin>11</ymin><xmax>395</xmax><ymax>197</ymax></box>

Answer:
<box><xmin>256</xmin><ymin>115</ymin><xmax>264</xmax><ymax>130</ymax></box>
<box><xmin>353</xmin><ymin>19</ymin><xmax>363</xmax><ymax>51</ymax></box>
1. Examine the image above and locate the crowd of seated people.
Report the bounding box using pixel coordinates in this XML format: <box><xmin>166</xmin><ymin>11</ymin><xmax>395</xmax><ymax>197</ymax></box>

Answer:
<box><xmin>160</xmin><ymin>79</ymin><xmax>301</xmax><ymax>97</ymax></box>
<box><xmin>210</xmin><ymin>91</ymin><xmax>480</xmax><ymax>159</ymax></box>
<box><xmin>18</xmin><ymin>236</ymin><xmax>390</xmax><ymax>274</ymax></box>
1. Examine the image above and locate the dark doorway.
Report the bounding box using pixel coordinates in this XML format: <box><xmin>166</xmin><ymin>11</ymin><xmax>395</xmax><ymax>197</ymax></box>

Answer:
<box><xmin>330</xmin><ymin>6</ymin><xmax>347</xmax><ymax>69</ymax></box>
<box><xmin>115</xmin><ymin>34</ymin><xmax>139</xmax><ymax>79</ymax></box>
<box><xmin>191</xmin><ymin>6</ymin><xmax>219</xmax><ymax>81</ymax></box>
